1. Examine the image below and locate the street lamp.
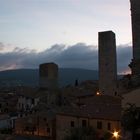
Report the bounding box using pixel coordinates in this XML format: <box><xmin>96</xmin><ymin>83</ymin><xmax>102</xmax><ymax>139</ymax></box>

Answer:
<box><xmin>96</xmin><ymin>91</ymin><xmax>100</xmax><ymax>96</ymax></box>
<box><xmin>113</xmin><ymin>131</ymin><xmax>119</xmax><ymax>139</ymax></box>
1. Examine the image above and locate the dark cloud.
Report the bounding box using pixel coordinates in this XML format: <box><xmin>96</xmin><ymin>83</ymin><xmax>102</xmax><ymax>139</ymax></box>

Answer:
<box><xmin>117</xmin><ymin>44</ymin><xmax>132</xmax><ymax>73</ymax></box>
<box><xmin>0</xmin><ymin>42</ymin><xmax>132</xmax><ymax>73</ymax></box>
<box><xmin>55</xmin><ymin>43</ymin><xmax>98</xmax><ymax>69</ymax></box>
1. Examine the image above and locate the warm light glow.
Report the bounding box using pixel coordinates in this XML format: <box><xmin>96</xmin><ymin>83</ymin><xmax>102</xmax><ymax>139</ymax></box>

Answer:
<box><xmin>113</xmin><ymin>131</ymin><xmax>119</xmax><ymax>138</ymax></box>
<box><xmin>118</xmin><ymin>68</ymin><xmax>131</xmax><ymax>75</ymax></box>
<box><xmin>96</xmin><ymin>91</ymin><xmax>100</xmax><ymax>95</ymax></box>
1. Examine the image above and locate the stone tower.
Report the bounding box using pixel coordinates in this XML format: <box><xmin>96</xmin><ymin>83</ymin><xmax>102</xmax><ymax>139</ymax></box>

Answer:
<box><xmin>129</xmin><ymin>0</ymin><xmax>140</xmax><ymax>86</ymax></box>
<box><xmin>39</xmin><ymin>62</ymin><xmax>58</xmax><ymax>90</ymax></box>
<box><xmin>98</xmin><ymin>31</ymin><xmax>117</xmax><ymax>96</ymax></box>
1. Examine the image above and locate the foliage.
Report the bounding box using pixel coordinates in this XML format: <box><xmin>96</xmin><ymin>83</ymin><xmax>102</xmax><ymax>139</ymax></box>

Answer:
<box><xmin>103</xmin><ymin>132</ymin><xmax>112</xmax><ymax>140</ymax></box>
<box><xmin>122</xmin><ymin>103</ymin><xmax>140</xmax><ymax>140</ymax></box>
<box><xmin>122</xmin><ymin>103</ymin><xmax>139</xmax><ymax>131</ymax></box>
<box><xmin>0</xmin><ymin>128</ymin><xmax>12</xmax><ymax>134</ymax></box>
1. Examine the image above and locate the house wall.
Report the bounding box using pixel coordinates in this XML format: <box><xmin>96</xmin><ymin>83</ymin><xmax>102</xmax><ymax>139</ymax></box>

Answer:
<box><xmin>15</xmin><ymin>115</ymin><xmax>52</xmax><ymax>137</ymax></box>
<box><xmin>15</xmin><ymin>113</ymin><xmax>121</xmax><ymax>140</ymax></box>
<box><xmin>122</xmin><ymin>88</ymin><xmax>140</xmax><ymax>108</ymax></box>
<box><xmin>0</xmin><ymin>118</ymin><xmax>10</xmax><ymax>129</ymax></box>
<box><xmin>56</xmin><ymin>115</ymin><xmax>85</xmax><ymax>140</ymax></box>
<box><xmin>17</xmin><ymin>96</ymin><xmax>39</xmax><ymax>111</ymax></box>
<box><xmin>56</xmin><ymin>114</ymin><xmax>121</xmax><ymax>140</ymax></box>
<box><xmin>89</xmin><ymin>119</ymin><xmax>121</xmax><ymax>138</ymax></box>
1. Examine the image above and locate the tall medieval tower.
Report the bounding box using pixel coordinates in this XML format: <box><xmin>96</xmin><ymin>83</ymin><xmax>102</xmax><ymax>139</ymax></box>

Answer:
<box><xmin>98</xmin><ymin>31</ymin><xmax>117</xmax><ymax>96</ymax></box>
<box><xmin>129</xmin><ymin>0</ymin><xmax>140</xmax><ymax>86</ymax></box>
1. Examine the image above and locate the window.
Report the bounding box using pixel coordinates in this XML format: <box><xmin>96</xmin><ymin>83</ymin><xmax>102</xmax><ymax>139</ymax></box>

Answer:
<box><xmin>22</xmin><ymin>104</ymin><xmax>24</xmax><ymax>109</ymax></box>
<box><xmin>32</xmin><ymin>99</ymin><xmax>34</xmax><ymax>104</ymax></box>
<box><xmin>107</xmin><ymin>122</ymin><xmax>111</xmax><ymax>130</ymax></box>
<box><xmin>26</xmin><ymin>104</ymin><xmax>29</xmax><ymax>110</ymax></box>
<box><xmin>46</xmin><ymin>123</ymin><xmax>48</xmax><ymax>127</ymax></box>
<box><xmin>82</xmin><ymin>120</ymin><xmax>87</xmax><ymax>127</ymax></box>
<box><xmin>71</xmin><ymin>121</ymin><xmax>75</xmax><ymax>127</ymax></box>
<box><xmin>47</xmin><ymin>128</ymin><xmax>50</xmax><ymax>133</ymax></box>
<box><xmin>25</xmin><ymin>126</ymin><xmax>29</xmax><ymax>131</ymax></box>
<box><xmin>18</xmin><ymin>103</ymin><xmax>21</xmax><ymax>108</ymax></box>
<box><xmin>33</xmin><ymin>127</ymin><xmax>36</xmax><ymax>131</ymax></box>
<box><xmin>4</xmin><ymin>108</ymin><xmax>8</xmax><ymax>113</ymax></box>
<box><xmin>44</xmin><ymin>118</ymin><xmax>47</xmax><ymax>121</ymax></box>
<box><xmin>97</xmin><ymin>121</ymin><xmax>102</xmax><ymax>129</ymax></box>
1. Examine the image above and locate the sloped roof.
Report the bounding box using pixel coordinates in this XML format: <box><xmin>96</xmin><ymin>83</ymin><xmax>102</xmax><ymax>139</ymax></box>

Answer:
<box><xmin>122</xmin><ymin>87</ymin><xmax>140</xmax><ymax>107</ymax></box>
<box><xmin>56</xmin><ymin>95</ymin><xmax>121</xmax><ymax>121</ymax></box>
<box><xmin>17</xmin><ymin>87</ymin><xmax>49</xmax><ymax>98</ymax></box>
<box><xmin>0</xmin><ymin>114</ymin><xmax>10</xmax><ymax>120</ymax></box>
<box><xmin>27</xmin><ymin>95</ymin><xmax>121</xmax><ymax>121</ymax></box>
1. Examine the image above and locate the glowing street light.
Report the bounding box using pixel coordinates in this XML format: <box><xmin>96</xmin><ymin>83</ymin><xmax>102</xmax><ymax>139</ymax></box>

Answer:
<box><xmin>113</xmin><ymin>131</ymin><xmax>119</xmax><ymax>139</ymax></box>
<box><xmin>96</xmin><ymin>91</ymin><xmax>100</xmax><ymax>96</ymax></box>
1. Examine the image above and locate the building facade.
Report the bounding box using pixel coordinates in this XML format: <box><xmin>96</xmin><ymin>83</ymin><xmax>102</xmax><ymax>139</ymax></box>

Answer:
<box><xmin>15</xmin><ymin>95</ymin><xmax>121</xmax><ymax>140</ymax></box>
<box><xmin>17</xmin><ymin>95</ymin><xmax>39</xmax><ymax>112</ymax></box>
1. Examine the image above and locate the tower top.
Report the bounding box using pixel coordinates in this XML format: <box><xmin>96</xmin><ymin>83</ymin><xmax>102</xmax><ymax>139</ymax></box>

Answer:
<box><xmin>98</xmin><ymin>30</ymin><xmax>114</xmax><ymax>34</ymax></box>
<box><xmin>39</xmin><ymin>62</ymin><xmax>58</xmax><ymax>67</ymax></box>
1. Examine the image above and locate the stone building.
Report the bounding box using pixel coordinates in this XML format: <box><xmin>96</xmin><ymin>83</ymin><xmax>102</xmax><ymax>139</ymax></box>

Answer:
<box><xmin>39</xmin><ymin>63</ymin><xmax>58</xmax><ymax>90</ymax></box>
<box><xmin>0</xmin><ymin>114</ymin><xmax>11</xmax><ymax>129</ymax></box>
<box><xmin>17</xmin><ymin>87</ymin><xmax>42</xmax><ymax>112</ymax></box>
<box><xmin>15</xmin><ymin>111</ymin><xmax>54</xmax><ymax>138</ymax></box>
<box><xmin>98</xmin><ymin>31</ymin><xmax>118</xmax><ymax>96</ymax></box>
<box><xmin>15</xmin><ymin>95</ymin><xmax>121</xmax><ymax>140</ymax></box>
<box><xmin>122</xmin><ymin>88</ymin><xmax>140</xmax><ymax>108</ymax></box>
<box><xmin>0</xmin><ymin>93</ymin><xmax>18</xmax><ymax>114</ymax></box>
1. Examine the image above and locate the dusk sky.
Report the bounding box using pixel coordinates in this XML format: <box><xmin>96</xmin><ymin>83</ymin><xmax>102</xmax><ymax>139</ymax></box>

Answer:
<box><xmin>0</xmin><ymin>0</ymin><xmax>132</xmax><ymax>73</ymax></box>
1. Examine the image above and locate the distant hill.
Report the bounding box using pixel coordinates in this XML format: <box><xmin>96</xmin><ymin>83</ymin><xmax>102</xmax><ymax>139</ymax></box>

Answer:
<box><xmin>0</xmin><ymin>68</ymin><xmax>98</xmax><ymax>87</ymax></box>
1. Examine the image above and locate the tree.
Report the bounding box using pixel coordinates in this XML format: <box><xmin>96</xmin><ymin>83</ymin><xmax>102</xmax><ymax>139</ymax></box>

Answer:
<box><xmin>103</xmin><ymin>132</ymin><xmax>112</xmax><ymax>140</ymax></box>
<box><xmin>122</xmin><ymin>103</ymin><xmax>140</xmax><ymax>140</ymax></box>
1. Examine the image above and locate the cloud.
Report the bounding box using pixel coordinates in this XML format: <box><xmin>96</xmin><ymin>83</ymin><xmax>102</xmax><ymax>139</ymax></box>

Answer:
<box><xmin>0</xmin><ymin>42</ymin><xmax>132</xmax><ymax>73</ymax></box>
<box><xmin>117</xmin><ymin>44</ymin><xmax>132</xmax><ymax>73</ymax></box>
<box><xmin>55</xmin><ymin>43</ymin><xmax>98</xmax><ymax>69</ymax></box>
<box><xmin>0</xmin><ymin>42</ymin><xmax>5</xmax><ymax>50</ymax></box>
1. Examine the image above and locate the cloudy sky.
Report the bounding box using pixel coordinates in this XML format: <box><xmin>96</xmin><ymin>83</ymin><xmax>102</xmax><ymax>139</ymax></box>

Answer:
<box><xmin>0</xmin><ymin>0</ymin><xmax>132</xmax><ymax>73</ymax></box>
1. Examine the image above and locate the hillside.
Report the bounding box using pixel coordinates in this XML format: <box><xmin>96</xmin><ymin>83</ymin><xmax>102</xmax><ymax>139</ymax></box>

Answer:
<box><xmin>0</xmin><ymin>68</ymin><xmax>98</xmax><ymax>87</ymax></box>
